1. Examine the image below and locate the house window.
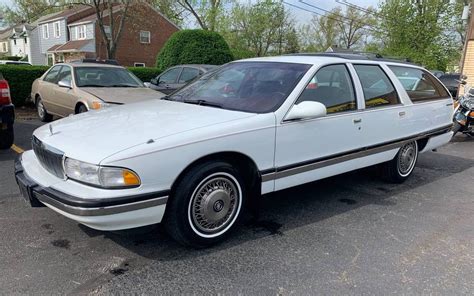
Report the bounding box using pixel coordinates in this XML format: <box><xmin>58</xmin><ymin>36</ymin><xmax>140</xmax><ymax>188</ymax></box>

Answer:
<box><xmin>43</xmin><ymin>24</ymin><xmax>49</xmax><ymax>39</ymax></box>
<box><xmin>13</xmin><ymin>39</ymin><xmax>16</xmax><ymax>45</ymax></box>
<box><xmin>77</xmin><ymin>25</ymin><xmax>86</xmax><ymax>40</ymax></box>
<box><xmin>134</xmin><ymin>63</ymin><xmax>145</xmax><ymax>67</ymax></box>
<box><xmin>103</xmin><ymin>25</ymin><xmax>112</xmax><ymax>40</ymax></box>
<box><xmin>24</xmin><ymin>37</ymin><xmax>27</xmax><ymax>44</ymax></box>
<box><xmin>54</xmin><ymin>21</ymin><xmax>60</xmax><ymax>38</ymax></box>
<box><xmin>1</xmin><ymin>42</ymin><xmax>7</xmax><ymax>52</ymax></box>
<box><xmin>139</xmin><ymin>31</ymin><xmax>150</xmax><ymax>43</ymax></box>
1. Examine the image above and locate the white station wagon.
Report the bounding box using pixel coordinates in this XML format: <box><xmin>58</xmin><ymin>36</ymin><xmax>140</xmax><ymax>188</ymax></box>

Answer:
<box><xmin>15</xmin><ymin>53</ymin><xmax>454</xmax><ymax>247</ymax></box>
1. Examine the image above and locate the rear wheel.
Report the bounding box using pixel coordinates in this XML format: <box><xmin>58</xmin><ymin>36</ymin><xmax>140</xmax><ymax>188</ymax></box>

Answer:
<box><xmin>36</xmin><ymin>97</ymin><xmax>52</xmax><ymax>122</ymax></box>
<box><xmin>165</xmin><ymin>161</ymin><xmax>246</xmax><ymax>248</ymax></box>
<box><xmin>382</xmin><ymin>141</ymin><xmax>418</xmax><ymax>183</ymax></box>
<box><xmin>0</xmin><ymin>127</ymin><xmax>14</xmax><ymax>150</ymax></box>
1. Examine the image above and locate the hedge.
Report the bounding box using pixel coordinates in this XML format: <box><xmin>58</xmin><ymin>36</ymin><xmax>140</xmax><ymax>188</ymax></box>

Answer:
<box><xmin>0</xmin><ymin>65</ymin><xmax>162</xmax><ymax>106</ymax></box>
<box><xmin>156</xmin><ymin>29</ymin><xmax>234</xmax><ymax>72</ymax></box>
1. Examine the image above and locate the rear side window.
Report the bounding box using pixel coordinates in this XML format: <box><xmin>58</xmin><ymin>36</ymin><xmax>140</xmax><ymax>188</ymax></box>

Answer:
<box><xmin>353</xmin><ymin>64</ymin><xmax>399</xmax><ymax>108</ymax></box>
<box><xmin>296</xmin><ymin>64</ymin><xmax>356</xmax><ymax>114</ymax></box>
<box><xmin>178</xmin><ymin>67</ymin><xmax>200</xmax><ymax>83</ymax></box>
<box><xmin>389</xmin><ymin>66</ymin><xmax>450</xmax><ymax>102</ymax></box>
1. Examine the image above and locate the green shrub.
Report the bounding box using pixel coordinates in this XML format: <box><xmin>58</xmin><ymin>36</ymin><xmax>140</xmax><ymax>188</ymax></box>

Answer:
<box><xmin>127</xmin><ymin>67</ymin><xmax>161</xmax><ymax>82</ymax></box>
<box><xmin>156</xmin><ymin>29</ymin><xmax>234</xmax><ymax>72</ymax></box>
<box><xmin>0</xmin><ymin>65</ymin><xmax>49</xmax><ymax>106</ymax></box>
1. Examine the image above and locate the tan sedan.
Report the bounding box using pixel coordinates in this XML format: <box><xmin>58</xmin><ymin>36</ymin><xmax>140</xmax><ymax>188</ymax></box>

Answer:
<box><xmin>31</xmin><ymin>62</ymin><xmax>164</xmax><ymax>122</ymax></box>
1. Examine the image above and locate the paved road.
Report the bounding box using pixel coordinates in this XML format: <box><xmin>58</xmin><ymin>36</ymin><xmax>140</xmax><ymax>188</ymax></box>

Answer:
<box><xmin>1</xmin><ymin>120</ymin><xmax>473</xmax><ymax>295</ymax></box>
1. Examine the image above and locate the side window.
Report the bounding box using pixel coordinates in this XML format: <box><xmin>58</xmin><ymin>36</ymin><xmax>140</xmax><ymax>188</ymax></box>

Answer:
<box><xmin>388</xmin><ymin>65</ymin><xmax>450</xmax><ymax>102</ymax></box>
<box><xmin>57</xmin><ymin>66</ymin><xmax>72</xmax><ymax>83</ymax></box>
<box><xmin>178</xmin><ymin>67</ymin><xmax>200</xmax><ymax>83</ymax></box>
<box><xmin>353</xmin><ymin>64</ymin><xmax>399</xmax><ymax>108</ymax></box>
<box><xmin>296</xmin><ymin>64</ymin><xmax>356</xmax><ymax>114</ymax></box>
<box><xmin>44</xmin><ymin>66</ymin><xmax>62</xmax><ymax>83</ymax></box>
<box><xmin>159</xmin><ymin>67</ymin><xmax>182</xmax><ymax>84</ymax></box>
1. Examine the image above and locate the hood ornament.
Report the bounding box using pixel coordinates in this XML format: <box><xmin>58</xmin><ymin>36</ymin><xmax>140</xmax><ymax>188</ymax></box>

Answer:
<box><xmin>49</xmin><ymin>124</ymin><xmax>53</xmax><ymax>135</ymax></box>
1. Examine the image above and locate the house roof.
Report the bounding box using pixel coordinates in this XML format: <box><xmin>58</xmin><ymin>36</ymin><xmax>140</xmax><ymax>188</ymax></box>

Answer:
<box><xmin>49</xmin><ymin>40</ymin><xmax>94</xmax><ymax>52</ymax></box>
<box><xmin>38</xmin><ymin>5</ymin><xmax>91</xmax><ymax>24</ymax></box>
<box><xmin>69</xmin><ymin>5</ymin><xmax>123</xmax><ymax>26</ymax></box>
<box><xmin>47</xmin><ymin>44</ymin><xmax>63</xmax><ymax>52</ymax></box>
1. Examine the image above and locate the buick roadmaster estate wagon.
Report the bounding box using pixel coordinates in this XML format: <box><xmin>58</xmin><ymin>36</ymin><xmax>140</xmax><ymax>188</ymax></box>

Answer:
<box><xmin>15</xmin><ymin>53</ymin><xmax>454</xmax><ymax>247</ymax></box>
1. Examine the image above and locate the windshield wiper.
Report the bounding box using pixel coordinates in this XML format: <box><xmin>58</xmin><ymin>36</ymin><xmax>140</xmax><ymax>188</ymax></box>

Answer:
<box><xmin>108</xmin><ymin>84</ymin><xmax>139</xmax><ymax>88</ymax></box>
<box><xmin>183</xmin><ymin>99</ymin><xmax>222</xmax><ymax>108</ymax></box>
<box><xmin>80</xmin><ymin>84</ymin><xmax>107</xmax><ymax>87</ymax></box>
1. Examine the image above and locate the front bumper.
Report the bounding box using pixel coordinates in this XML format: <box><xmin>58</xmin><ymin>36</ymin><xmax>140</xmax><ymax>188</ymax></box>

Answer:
<box><xmin>14</xmin><ymin>154</ymin><xmax>170</xmax><ymax>230</ymax></box>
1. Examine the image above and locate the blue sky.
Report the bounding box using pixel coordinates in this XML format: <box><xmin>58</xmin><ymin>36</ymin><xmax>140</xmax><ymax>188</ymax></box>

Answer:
<box><xmin>0</xmin><ymin>0</ymin><xmax>381</xmax><ymax>25</ymax></box>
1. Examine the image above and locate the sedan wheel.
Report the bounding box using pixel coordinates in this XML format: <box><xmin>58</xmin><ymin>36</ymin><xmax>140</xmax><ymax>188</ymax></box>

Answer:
<box><xmin>77</xmin><ymin>105</ymin><xmax>88</xmax><ymax>114</ymax></box>
<box><xmin>165</xmin><ymin>161</ymin><xmax>246</xmax><ymax>248</ymax></box>
<box><xmin>36</xmin><ymin>97</ymin><xmax>53</xmax><ymax>122</ymax></box>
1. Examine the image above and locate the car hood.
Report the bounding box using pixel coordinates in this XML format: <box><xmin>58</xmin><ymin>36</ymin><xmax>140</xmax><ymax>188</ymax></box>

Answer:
<box><xmin>82</xmin><ymin>87</ymin><xmax>165</xmax><ymax>104</ymax></box>
<box><xmin>33</xmin><ymin>100</ymin><xmax>256</xmax><ymax>164</ymax></box>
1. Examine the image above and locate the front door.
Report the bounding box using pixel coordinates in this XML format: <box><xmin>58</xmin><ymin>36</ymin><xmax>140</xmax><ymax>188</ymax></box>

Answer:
<box><xmin>155</xmin><ymin>67</ymin><xmax>183</xmax><ymax>94</ymax></box>
<box><xmin>52</xmin><ymin>65</ymin><xmax>77</xmax><ymax>116</ymax></box>
<box><xmin>273</xmin><ymin>64</ymin><xmax>365</xmax><ymax>191</ymax></box>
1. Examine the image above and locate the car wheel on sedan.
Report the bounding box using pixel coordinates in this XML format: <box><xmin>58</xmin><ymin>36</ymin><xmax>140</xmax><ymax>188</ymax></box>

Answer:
<box><xmin>165</xmin><ymin>161</ymin><xmax>246</xmax><ymax>248</ymax></box>
<box><xmin>36</xmin><ymin>97</ymin><xmax>53</xmax><ymax>122</ymax></box>
<box><xmin>77</xmin><ymin>104</ymin><xmax>88</xmax><ymax>114</ymax></box>
<box><xmin>382</xmin><ymin>141</ymin><xmax>418</xmax><ymax>183</ymax></box>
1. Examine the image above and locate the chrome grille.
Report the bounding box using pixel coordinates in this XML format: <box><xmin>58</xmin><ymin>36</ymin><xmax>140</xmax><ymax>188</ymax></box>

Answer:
<box><xmin>32</xmin><ymin>136</ymin><xmax>65</xmax><ymax>179</ymax></box>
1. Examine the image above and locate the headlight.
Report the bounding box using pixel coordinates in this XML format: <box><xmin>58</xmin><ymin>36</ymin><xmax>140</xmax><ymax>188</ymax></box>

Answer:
<box><xmin>90</xmin><ymin>100</ymin><xmax>110</xmax><ymax>110</ymax></box>
<box><xmin>64</xmin><ymin>158</ymin><xmax>140</xmax><ymax>188</ymax></box>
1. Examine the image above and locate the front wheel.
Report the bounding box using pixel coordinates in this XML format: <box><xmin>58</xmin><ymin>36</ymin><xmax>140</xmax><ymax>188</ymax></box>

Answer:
<box><xmin>382</xmin><ymin>141</ymin><xmax>418</xmax><ymax>183</ymax></box>
<box><xmin>164</xmin><ymin>161</ymin><xmax>246</xmax><ymax>248</ymax></box>
<box><xmin>36</xmin><ymin>97</ymin><xmax>53</xmax><ymax>122</ymax></box>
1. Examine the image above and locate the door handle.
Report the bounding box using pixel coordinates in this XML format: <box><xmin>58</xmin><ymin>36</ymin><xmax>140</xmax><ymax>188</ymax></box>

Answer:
<box><xmin>399</xmin><ymin>111</ymin><xmax>406</xmax><ymax>117</ymax></box>
<box><xmin>353</xmin><ymin>118</ymin><xmax>362</xmax><ymax>124</ymax></box>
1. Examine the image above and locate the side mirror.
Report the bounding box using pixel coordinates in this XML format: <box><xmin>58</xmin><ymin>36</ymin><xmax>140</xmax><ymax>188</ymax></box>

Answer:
<box><xmin>285</xmin><ymin>101</ymin><xmax>327</xmax><ymax>121</ymax></box>
<box><xmin>58</xmin><ymin>79</ymin><xmax>72</xmax><ymax>89</ymax></box>
<box><xmin>143</xmin><ymin>82</ymin><xmax>151</xmax><ymax>88</ymax></box>
<box><xmin>151</xmin><ymin>78</ymin><xmax>158</xmax><ymax>85</ymax></box>
<box><xmin>461</xmin><ymin>74</ymin><xmax>468</xmax><ymax>80</ymax></box>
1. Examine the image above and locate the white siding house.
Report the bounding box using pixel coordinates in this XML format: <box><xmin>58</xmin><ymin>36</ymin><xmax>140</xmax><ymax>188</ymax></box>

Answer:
<box><xmin>9</xmin><ymin>25</ymin><xmax>43</xmax><ymax>65</ymax></box>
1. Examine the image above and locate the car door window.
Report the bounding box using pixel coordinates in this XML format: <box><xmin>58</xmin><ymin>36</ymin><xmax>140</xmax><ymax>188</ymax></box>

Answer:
<box><xmin>159</xmin><ymin>67</ymin><xmax>182</xmax><ymax>84</ymax></box>
<box><xmin>44</xmin><ymin>65</ymin><xmax>62</xmax><ymax>83</ymax></box>
<box><xmin>353</xmin><ymin>64</ymin><xmax>399</xmax><ymax>108</ymax></box>
<box><xmin>57</xmin><ymin>66</ymin><xmax>72</xmax><ymax>84</ymax></box>
<box><xmin>178</xmin><ymin>67</ymin><xmax>200</xmax><ymax>83</ymax></box>
<box><xmin>388</xmin><ymin>65</ymin><xmax>450</xmax><ymax>102</ymax></box>
<box><xmin>296</xmin><ymin>64</ymin><xmax>356</xmax><ymax>114</ymax></box>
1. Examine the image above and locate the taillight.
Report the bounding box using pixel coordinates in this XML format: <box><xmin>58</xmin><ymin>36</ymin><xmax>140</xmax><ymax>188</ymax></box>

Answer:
<box><xmin>0</xmin><ymin>80</ymin><xmax>11</xmax><ymax>105</ymax></box>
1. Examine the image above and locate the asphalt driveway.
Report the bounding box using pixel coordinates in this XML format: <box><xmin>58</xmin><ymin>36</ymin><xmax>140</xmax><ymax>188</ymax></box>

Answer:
<box><xmin>0</xmin><ymin>120</ymin><xmax>473</xmax><ymax>295</ymax></box>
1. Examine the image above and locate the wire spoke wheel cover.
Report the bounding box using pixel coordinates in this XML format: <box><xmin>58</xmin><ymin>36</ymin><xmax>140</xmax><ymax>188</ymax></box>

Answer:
<box><xmin>397</xmin><ymin>142</ymin><xmax>417</xmax><ymax>176</ymax></box>
<box><xmin>37</xmin><ymin>100</ymin><xmax>45</xmax><ymax>118</ymax></box>
<box><xmin>188</xmin><ymin>172</ymin><xmax>242</xmax><ymax>238</ymax></box>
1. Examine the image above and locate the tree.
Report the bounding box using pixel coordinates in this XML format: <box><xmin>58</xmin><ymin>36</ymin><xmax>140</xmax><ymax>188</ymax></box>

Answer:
<box><xmin>150</xmin><ymin>0</ymin><xmax>186</xmax><ymax>27</ymax></box>
<box><xmin>376</xmin><ymin>0</ymin><xmax>458</xmax><ymax>70</ymax></box>
<box><xmin>175</xmin><ymin>0</ymin><xmax>227</xmax><ymax>31</ymax></box>
<box><xmin>1</xmin><ymin>0</ymin><xmax>67</xmax><ymax>24</ymax></box>
<box><xmin>73</xmin><ymin>0</ymin><xmax>132</xmax><ymax>60</ymax></box>
<box><xmin>299</xmin><ymin>6</ymin><xmax>375</xmax><ymax>52</ymax></box>
<box><xmin>220</xmin><ymin>0</ymin><xmax>297</xmax><ymax>57</ymax></box>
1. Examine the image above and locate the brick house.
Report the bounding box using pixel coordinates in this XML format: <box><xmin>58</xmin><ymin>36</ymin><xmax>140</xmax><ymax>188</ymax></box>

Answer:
<box><xmin>46</xmin><ymin>3</ymin><xmax>179</xmax><ymax>67</ymax></box>
<box><xmin>461</xmin><ymin>4</ymin><xmax>474</xmax><ymax>95</ymax></box>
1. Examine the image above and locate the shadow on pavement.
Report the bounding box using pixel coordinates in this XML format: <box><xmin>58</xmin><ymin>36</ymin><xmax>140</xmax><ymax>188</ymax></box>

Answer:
<box><xmin>78</xmin><ymin>150</ymin><xmax>474</xmax><ymax>263</ymax></box>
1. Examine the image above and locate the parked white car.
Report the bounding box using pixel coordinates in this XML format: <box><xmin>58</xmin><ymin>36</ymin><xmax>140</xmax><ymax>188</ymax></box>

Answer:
<box><xmin>15</xmin><ymin>54</ymin><xmax>454</xmax><ymax>247</ymax></box>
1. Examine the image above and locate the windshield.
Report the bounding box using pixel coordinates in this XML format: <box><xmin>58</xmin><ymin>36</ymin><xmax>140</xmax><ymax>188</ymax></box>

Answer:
<box><xmin>167</xmin><ymin>62</ymin><xmax>311</xmax><ymax>113</ymax></box>
<box><xmin>74</xmin><ymin>67</ymin><xmax>144</xmax><ymax>87</ymax></box>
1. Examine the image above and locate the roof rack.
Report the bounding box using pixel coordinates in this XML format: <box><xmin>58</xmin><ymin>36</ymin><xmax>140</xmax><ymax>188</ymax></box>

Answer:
<box><xmin>286</xmin><ymin>52</ymin><xmax>416</xmax><ymax>65</ymax></box>
<box><xmin>70</xmin><ymin>58</ymin><xmax>120</xmax><ymax>65</ymax></box>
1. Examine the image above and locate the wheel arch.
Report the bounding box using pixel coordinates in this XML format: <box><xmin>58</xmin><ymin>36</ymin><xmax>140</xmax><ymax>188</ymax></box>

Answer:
<box><xmin>74</xmin><ymin>101</ymin><xmax>88</xmax><ymax>114</ymax></box>
<box><xmin>169</xmin><ymin>151</ymin><xmax>262</xmax><ymax>205</ymax></box>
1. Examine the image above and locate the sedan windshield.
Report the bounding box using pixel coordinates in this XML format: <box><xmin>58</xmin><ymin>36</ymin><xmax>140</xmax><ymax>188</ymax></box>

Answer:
<box><xmin>74</xmin><ymin>67</ymin><xmax>143</xmax><ymax>87</ymax></box>
<box><xmin>167</xmin><ymin>62</ymin><xmax>311</xmax><ymax>113</ymax></box>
